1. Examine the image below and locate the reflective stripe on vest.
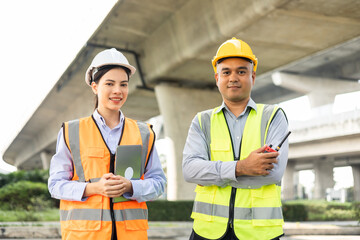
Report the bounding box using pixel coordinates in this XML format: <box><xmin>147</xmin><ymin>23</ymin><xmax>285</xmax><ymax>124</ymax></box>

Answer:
<box><xmin>192</xmin><ymin>104</ymin><xmax>284</xmax><ymax>240</ymax></box>
<box><xmin>60</xmin><ymin>208</ymin><xmax>148</xmax><ymax>221</ymax></box>
<box><xmin>193</xmin><ymin>201</ymin><xmax>283</xmax><ymax>220</ymax></box>
<box><xmin>68</xmin><ymin>119</ymin><xmax>85</xmax><ymax>182</ymax></box>
<box><xmin>137</xmin><ymin>121</ymin><xmax>150</xmax><ymax>177</ymax></box>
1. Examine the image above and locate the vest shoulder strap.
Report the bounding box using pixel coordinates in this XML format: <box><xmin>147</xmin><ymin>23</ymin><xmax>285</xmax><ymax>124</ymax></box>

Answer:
<box><xmin>261</xmin><ymin>104</ymin><xmax>276</xmax><ymax>145</ymax></box>
<box><xmin>197</xmin><ymin>109</ymin><xmax>214</xmax><ymax>160</ymax></box>
<box><xmin>65</xmin><ymin>118</ymin><xmax>86</xmax><ymax>182</ymax></box>
<box><xmin>260</xmin><ymin>104</ymin><xmax>288</xmax><ymax>145</ymax></box>
<box><xmin>134</xmin><ymin>120</ymin><xmax>155</xmax><ymax>175</ymax></box>
<box><xmin>197</xmin><ymin>109</ymin><xmax>213</xmax><ymax>136</ymax></box>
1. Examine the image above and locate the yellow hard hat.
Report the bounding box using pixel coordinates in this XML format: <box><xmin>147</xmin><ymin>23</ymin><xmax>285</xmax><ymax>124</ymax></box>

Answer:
<box><xmin>212</xmin><ymin>37</ymin><xmax>258</xmax><ymax>73</ymax></box>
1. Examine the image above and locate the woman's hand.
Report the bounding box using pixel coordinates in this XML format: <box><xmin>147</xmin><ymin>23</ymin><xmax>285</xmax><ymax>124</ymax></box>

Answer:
<box><xmin>83</xmin><ymin>173</ymin><xmax>133</xmax><ymax>198</ymax></box>
<box><xmin>114</xmin><ymin>175</ymin><xmax>133</xmax><ymax>196</ymax></box>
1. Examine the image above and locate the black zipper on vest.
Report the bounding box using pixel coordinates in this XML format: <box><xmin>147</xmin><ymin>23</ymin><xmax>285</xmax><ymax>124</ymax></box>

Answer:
<box><xmin>110</xmin><ymin>153</ymin><xmax>117</xmax><ymax>240</ymax></box>
<box><xmin>222</xmin><ymin>109</ymin><xmax>239</xmax><ymax>232</ymax></box>
<box><xmin>91</xmin><ymin>115</ymin><xmax>124</xmax><ymax>240</ymax></box>
<box><xmin>228</xmin><ymin>186</ymin><xmax>237</xmax><ymax>229</ymax></box>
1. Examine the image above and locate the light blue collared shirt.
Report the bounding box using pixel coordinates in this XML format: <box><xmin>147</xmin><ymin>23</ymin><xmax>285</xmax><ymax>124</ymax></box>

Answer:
<box><xmin>48</xmin><ymin>110</ymin><xmax>166</xmax><ymax>202</ymax></box>
<box><xmin>183</xmin><ymin>98</ymin><xmax>289</xmax><ymax>188</ymax></box>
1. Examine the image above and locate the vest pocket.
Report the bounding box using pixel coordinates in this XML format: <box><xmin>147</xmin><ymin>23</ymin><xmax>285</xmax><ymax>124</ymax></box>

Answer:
<box><xmin>210</xmin><ymin>140</ymin><xmax>232</xmax><ymax>164</ymax></box>
<box><xmin>61</xmin><ymin>195</ymin><xmax>103</xmax><ymax>231</ymax></box>
<box><xmin>251</xmin><ymin>184</ymin><xmax>279</xmax><ymax>200</ymax></box>
<box><xmin>119</xmin><ymin>201</ymin><xmax>149</xmax><ymax>230</ymax></box>
<box><xmin>210</xmin><ymin>140</ymin><xmax>230</xmax><ymax>151</ymax></box>
<box><xmin>250</xmin><ymin>185</ymin><xmax>283</xmax><ymax>227</ymax></box>
<box><xmin>86</xmin><ymin>147</ymin><xmax>105</xmax><ymax>158</ymax></box>
<box><xmin>191</xmin><ymin>185</ymin><xmax>217</xmax><ymax>221</ymax></box>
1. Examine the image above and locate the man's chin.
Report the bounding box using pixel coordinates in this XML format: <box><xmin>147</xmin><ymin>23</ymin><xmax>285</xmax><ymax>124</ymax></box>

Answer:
<box><xmin>227</xmin><ymin>96</ymin><xmax>248</xmax><ymax>103</ymax></box>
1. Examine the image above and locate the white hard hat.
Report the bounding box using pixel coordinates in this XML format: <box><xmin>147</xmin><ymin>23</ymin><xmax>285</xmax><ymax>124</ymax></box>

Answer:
<box><xmin>85</xmin><ymin>48</ymin><xmax>136</xmax><ymax>86</ymax></box>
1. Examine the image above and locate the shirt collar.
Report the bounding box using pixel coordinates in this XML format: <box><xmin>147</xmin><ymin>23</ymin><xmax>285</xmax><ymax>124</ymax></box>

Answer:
<box><xmin>93</xmin><ymin>109</ymin><xmax>124</xmax><ymax>129</ymax></box>
<box><xmin>214</xmin><ymin>98</ymin><xmax>257</xmax><ymax>114</ymax></box>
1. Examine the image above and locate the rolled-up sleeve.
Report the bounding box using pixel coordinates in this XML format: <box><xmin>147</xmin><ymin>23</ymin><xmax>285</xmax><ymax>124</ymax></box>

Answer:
<box><xmin>183</xmin><ymin>115</ymin><xmax>237</xmax><ymax>187</ymax></box>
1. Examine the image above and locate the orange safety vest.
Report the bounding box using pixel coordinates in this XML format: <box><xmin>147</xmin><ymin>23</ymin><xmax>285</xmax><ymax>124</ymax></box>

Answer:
<box><xmin>60</xmin><ymin>115</ymin><xmax>155</xmax><ymax>240</ymax></box>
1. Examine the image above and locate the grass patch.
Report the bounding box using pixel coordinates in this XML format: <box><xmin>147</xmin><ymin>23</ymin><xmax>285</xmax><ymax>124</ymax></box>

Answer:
<box><xmin>0</xmin><ymin>209</ymin><xmax>59</xmax><ymax>222</ymax></box>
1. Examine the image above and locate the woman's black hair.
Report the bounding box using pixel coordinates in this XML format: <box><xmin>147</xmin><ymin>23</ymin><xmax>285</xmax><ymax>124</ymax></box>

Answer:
<box><xmin>92</xmin><ymin>65</ymin><xmax>131</xmax><ymax>109</ymax></box>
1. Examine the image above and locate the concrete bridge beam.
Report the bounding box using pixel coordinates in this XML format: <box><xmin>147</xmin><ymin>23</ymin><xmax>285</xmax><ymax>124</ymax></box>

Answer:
<box><xmin>272</xmin><ymin>72</ymin><xmax>360</xmax><ymax>107</ymax></box>
<box><xmin>142</xmin><ymin>0</ymin><xmax>289</xmax><ymax>83</ymax></box>
<box><xmin>154</xmin><ymin>84</ymin><xmax>222</xmax><ymax>200</ymax></box>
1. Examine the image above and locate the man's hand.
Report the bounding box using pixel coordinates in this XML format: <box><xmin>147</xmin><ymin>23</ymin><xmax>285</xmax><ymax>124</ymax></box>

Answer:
<box><xmin>235</xmin><ymin>145</ymin><xmax>279</xmax><ymax>177</ymax></box>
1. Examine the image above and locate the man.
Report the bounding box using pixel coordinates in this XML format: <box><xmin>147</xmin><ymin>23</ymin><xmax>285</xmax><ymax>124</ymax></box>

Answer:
<box><xmin>183</xmin><ymin>38</ymin><xmax>289</xmax><ymax>240</ymax></box>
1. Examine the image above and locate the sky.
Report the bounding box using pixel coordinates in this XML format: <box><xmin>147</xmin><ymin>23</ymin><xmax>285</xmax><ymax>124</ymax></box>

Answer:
<box><xmin>0</xmin><ymin>0</ymin><xmax>356</xmax><ymax>194</ymax></box>
<box><xmin>0</xmin><ymin>0</ymin><xmax>117</xmax><ymax>172</ymax></box>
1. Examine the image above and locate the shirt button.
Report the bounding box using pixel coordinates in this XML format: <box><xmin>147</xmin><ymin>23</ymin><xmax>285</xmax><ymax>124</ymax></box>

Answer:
<box><xmin>236</xmin><ymin>136</ymin><xmax>240</xmax><ymax>139</ymax></box>
<box><xmin>248</xmin><ymin>186</ymin><xmax>251</xmax><ymax>189</ymax></box>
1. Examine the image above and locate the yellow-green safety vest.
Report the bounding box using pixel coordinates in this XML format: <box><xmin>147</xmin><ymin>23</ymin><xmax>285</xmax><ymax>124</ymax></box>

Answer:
<box><xmin>191</xmin><ymin>104</ymin><xmax>284</xmax><ymax>240</ymax></box>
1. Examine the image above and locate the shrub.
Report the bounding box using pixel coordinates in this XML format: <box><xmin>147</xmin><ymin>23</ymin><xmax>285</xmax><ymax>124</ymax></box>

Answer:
<box><xmin>326</xmin><ymin>201</ymin><xmax>352</xmax><ymax>211</ymax></box>
<box><xmin>0</xmin><ymin>169</ymin><xmax>49</xmax><ymax>187</ymax></box>
<box><xmin>352</xmin><ymin>202</ymin><xmax>360</xmax><ymax>222</ymax></box>
<box><xmin>324</xmin><ymin>208</ymin><xmax>355</xmax><ymax>221</ymax></box>
<box><xmin>147</xmin><ymin>200</ymin><xmax>193</xmax><ymax>221</ymax></box>
<box><xmin>0</xmin><ymin>181</ymin><xmax>55</xmax><ymax>211</ymax></box>
<box><xmin>282</xmin><ymin>202</ymin><xmax>308</xmax><ymax>221</ymax></box>
<box><xmin>306</xmin><ymin>201</ymin><xmax>327</xmax><ymax>215</ymax></box>
<box><xmin>283</xmin><ymin>200</ymin><xmax>357</xmax><ymax>221</ymax></box>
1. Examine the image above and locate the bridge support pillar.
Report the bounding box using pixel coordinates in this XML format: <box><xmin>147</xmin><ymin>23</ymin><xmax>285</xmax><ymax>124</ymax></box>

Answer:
<box><xmin>352</xmin><ymin>165</ymin><xmax>360</xmax><ymax>201</ymax></box>
<box><xmin>40</xmin><ymin>151</ymin><xmax>52</xmax><ymax>170</ymax></box>
<box><xmin>283</xmin><ymin>161</ymin><xmax>296</xmax><ymax>200</ymax></box>
<box><xmin>154</xmin><ymin>84</ymin><xmax>222</xmax><ymax>200</ymax></box>
<box><xmin>314</xmin><ymin>157</ymin><xmax>334</xmax><ymax>199</ymax></box>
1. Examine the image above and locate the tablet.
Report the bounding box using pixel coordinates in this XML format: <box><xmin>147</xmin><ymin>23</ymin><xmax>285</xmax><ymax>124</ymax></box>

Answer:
<box><xmin>113</xmin><ymin>145</ymin><xmax>142</xmax><ymax>203</ymax></box>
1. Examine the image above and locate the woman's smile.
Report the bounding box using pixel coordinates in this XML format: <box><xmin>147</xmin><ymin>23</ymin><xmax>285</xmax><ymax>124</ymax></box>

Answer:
<box><xmin>109</xmin><ymin>97</ymin><xmax>122</xmax><ymax>103</ymax></box>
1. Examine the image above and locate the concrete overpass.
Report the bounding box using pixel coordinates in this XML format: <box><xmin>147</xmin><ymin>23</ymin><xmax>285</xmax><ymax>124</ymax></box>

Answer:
<box><xmin>283</xmin><ymin>106</ymin><xmax>360</xmax><ymax>201</ymax></box>
<box><xmin>3</xmin><ymin>0</ymin><xmax>360</xmax><ymax>201</ymax></box>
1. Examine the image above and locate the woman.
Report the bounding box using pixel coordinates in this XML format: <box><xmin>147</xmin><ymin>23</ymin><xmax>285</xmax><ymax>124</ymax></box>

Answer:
<box><xmin>48</xmin><ymin>48</ymin><xmax>166</xmax><ymax>240</ymax></box>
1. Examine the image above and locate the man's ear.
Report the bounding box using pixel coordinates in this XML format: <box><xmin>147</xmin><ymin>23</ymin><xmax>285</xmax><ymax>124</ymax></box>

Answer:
<box><xmin>251</xmin><ymin>71</ymin><xmax>256</xmax><ymax>86</ymax></box>
<box><xmin>215</xmin><ymin>73</ymin><xmax>219</xmax><ymax>86</ymax></box>
<box><xmin>91</xmin><ymin>82</ymin><xmax>98</xmax><ymax>95</ymax></box>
